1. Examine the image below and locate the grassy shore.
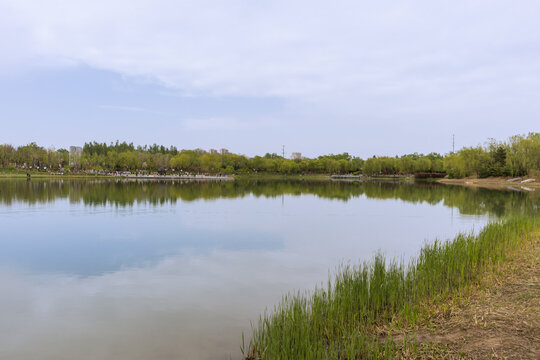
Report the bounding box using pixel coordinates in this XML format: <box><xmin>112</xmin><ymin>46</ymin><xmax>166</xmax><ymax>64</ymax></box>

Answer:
<box><xmin>242</xmin><ymin>217</ymin><xmax>539</xmax><ymax>359</ymax></box>
<box><xmin>234</xmin><ymin>174</ymin><xmax>332</xmax><ymax>181</ymax></box>
<box><xmin>403</xmin><ymin>233</ymin><xmax>539</xmax><ymax>358</ymax></box>
<box><xmin>0</xmin><ymin>172</ymin><xmax>411</xmax><ymax>182</ymax></box>
<box><xmin>227</xmin><ymin>174</ymin><xmax>413</xmax><ymax>182</ymax></box>
<box><xmin>0</xmin><ymin>171</ymin><xmax>331</xmax><ymax>180</ymax></box>
<box><xmin>0</xmin><ymin>169</ymin><xmax>120</xmax><ymax>179</ymax></box>
<box><xmin>0</xmin><ymin>170</ymin><xmax>232</xmax><ymax>180</ymax></box>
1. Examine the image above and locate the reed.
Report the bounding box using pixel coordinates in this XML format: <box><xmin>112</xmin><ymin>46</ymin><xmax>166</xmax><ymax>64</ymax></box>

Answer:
<box><xmin>243</xmin><ymin>216</ymin><xmax>539</xmax><ymax>359</ymax></box>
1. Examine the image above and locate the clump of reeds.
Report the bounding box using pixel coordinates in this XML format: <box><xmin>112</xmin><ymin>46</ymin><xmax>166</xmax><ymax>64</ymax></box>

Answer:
<box><xmin>243</xmin><ymin>216</ymin><xmax>539</xmax><ymax>359</ymax></box>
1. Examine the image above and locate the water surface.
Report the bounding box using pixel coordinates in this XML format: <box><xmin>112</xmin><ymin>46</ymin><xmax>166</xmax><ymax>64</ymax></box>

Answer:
<box><xmin>0</xmin><ymin>179</ymin><xmax>536</xmax><ymax>359</ymax></box>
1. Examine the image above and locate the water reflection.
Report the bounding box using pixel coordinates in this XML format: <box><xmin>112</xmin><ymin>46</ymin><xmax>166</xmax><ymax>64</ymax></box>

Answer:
<box><xmin>0</xmin><ymin>179</ymin><xmax>538</xmax><ymax>217</ymax></box>
<box><xmin>1</xmin><ymin>251</ymin><xmax>302</xmax><ymax>360</ymax></box>
<box><xmin>0</xmin><ymin>179</ymin><xmax>536</xmax><ymax>360</ymax></box>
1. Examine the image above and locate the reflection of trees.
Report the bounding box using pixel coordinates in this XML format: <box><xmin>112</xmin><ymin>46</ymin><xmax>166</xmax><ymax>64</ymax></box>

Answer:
<box><xmin>0</xmin><ymin>179</ymin><xmax>538</xmax><ymax>218</ymax></box>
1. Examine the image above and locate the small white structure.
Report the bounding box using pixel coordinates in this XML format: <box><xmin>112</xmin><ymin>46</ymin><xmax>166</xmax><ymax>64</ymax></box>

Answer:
<box><xmin>69</xmin><ymin>146</ymin><xmax>82</xmax><ymax>166</ymax></box>
<box><xmin>291</xmin><ymin>152</ymin><xmax>302</xmax><ymax>160</ymax></box>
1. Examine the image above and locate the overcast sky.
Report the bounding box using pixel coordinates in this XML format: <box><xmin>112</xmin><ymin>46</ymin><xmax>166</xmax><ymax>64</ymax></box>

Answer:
<box><xmin>1</xmin><ymin>1</ymin><xmax>539</xmax><ymax>157</ymax></box>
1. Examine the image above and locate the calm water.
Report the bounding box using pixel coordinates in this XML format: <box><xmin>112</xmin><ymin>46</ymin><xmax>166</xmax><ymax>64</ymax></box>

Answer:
<box><xmin>0</xmin><ymin>179</ymin><xmax>537</xmax><ymax>359</ymax></box>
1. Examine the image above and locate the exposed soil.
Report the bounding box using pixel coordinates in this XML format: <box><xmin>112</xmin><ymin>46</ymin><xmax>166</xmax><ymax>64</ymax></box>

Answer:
<box><xmin>438</xmin><ymin>177</ymin><xmax>539</xmax><ymax>191</ymax></box>
<box><xmin>397</xmin><ymin>236</ymin><xmax>540</xmax><ymax>359</ymax></box>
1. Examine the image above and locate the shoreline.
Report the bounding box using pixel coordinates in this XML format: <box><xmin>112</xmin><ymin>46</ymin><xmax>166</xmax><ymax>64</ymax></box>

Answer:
<box><xmin>397</xmin><ymin>233</ymin><xmax>540</xmax><ymax>358</ymax></box>
<box><xmin>242</xmin><ymin>217</ymin><xmax>540</xmax><ymax>359</ymax></box>
<box><xmin>0</xmin><ymin>171</ymin><xmax>415</xmax><ymax>182</ymax></box>
<box><xmin>437</xmin><ymin>176</ymin><xmax>539</xmax><ymax>190</ymax></box>
<box><xmin>0</xmin><ymin>172</ymin><xmax>233</xmax><ymax>181</ymax></box>
<box><xmin>2</xmin><ymin>171</ymin><xmax>538</xmax><ymax>194</ymax></box>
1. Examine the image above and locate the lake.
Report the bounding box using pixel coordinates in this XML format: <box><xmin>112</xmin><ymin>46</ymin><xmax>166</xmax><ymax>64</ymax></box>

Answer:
<box><xmin>0</xmin><ymin>179</ymin><xmax>537</xmax><ymax>360</ymax></box>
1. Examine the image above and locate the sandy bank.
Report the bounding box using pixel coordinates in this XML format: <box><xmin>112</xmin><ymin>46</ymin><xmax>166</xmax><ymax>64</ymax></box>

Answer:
<box><xmin>438</xmin><ymin>176</ymin><xmax>539</xmax><ymax>191</ymax></box>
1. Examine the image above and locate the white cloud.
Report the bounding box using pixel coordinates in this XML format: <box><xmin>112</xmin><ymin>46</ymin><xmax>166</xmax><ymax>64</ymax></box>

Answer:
<box><xmin>0</xmin><ymin>0</ymin><xmax>539</xmax><ymax>155</ymax></box>
<box><xmin>97</xmin><ymin>105</ymin><xmax>146</xmax><ymax>112</ymax></box>
<box><xmin>182</xmin><ymin>116</ymin><xmax>280</xmax><ymax>131</ymax></box>
<box><xmin>2</xmin><ymin>1</ymin><xmax>539</xmax><ymax>100</ymax></box>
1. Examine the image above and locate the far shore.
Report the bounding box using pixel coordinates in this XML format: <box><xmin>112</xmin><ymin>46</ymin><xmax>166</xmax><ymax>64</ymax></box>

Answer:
<box><xmin>438</xmin><ymin>176</ymin><xmax>539</xmax><ymax>190</ymax></box>
<box><xmin>0</xmin><ymin>171</ymin><xmax>233</xmax><ymax>181</ymax></box>
<box><xmin>0</xmin><ymin>171</ymin><xmax>417</xmax><ymax>182</ymax></box>
<box><xmin>1</xmin><ymin>170</ymin><xmax>538</xmax><ymax>193</ymax></box>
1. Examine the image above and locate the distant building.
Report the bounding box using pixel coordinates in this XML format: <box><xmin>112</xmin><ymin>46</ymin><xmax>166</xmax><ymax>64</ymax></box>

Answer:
<box><xmin>194</xmin><ymin>148</ymin><xmax>207</xmax><ymax>155</ymax></box>
<box><xmin>291</xmin><ymin>152</ymin><xmax>302</xmax><ymax>160</ymax></box>
<box><xmin>220</xmin><ymin>148</ymin><xmax>229</xmax><ymax>155</ymax></box>
<box><xmin>70</xmin><ymin>146</ymin><xmax>82</xmax><ymax>154</ymax></box>
<box><xmin>209</xmin><ymin>149</ymin><xmax>218</xmax><ymax>154</ymax></box>
<box><xmin>69</xmin><ymin>146</ymin><xmax>82</xmax><ymax>166</ymax></box>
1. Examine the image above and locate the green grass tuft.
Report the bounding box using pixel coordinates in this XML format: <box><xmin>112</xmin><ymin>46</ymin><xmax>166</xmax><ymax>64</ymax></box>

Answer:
<box><xmin>243</xmin><ymin>216</ymin><xmax>539</xmax><ymax>359</ymax></box>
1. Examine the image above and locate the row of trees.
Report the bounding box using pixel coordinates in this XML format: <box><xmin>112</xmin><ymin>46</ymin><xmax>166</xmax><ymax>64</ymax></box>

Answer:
<box><xmin>80</xmin><ymin>147</ymin><xmax>365</xmax><ymax>174</ymax></box>
<box><xmin>1</xmin><ymin>133</ymin><xmax>538</xmax><ymax>177</ymax></box>
<box><xmin>0</xmin><ymin>143</ymin><xmax>69</xmax><ymax>170</ymax></box>
<box><xmin>3</xmin><ymin>180</ymin><xmax>537</xmax><ymax>218</ymax></box>
<box><xmin>443</xmin><ymin>133</ymin><xmax>540</xmax><ymax>178</ymax></box>
<box><xmin>341</xmin><ymin>133</ymin><xmax>539</xmax><ymax>178</ymax></box>
<box><xmin>362</xmin><ymin>153</ymin><xmax>444</xmax><ymax>176</ymax></box>
<box><xmin>0</xmin><ymin>141</ymin><xmax>365</xmax><ymax>174</ymax></box>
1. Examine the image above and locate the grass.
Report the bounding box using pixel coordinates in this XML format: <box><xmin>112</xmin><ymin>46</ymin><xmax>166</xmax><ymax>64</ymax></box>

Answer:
<box><xmin>0</xmin><ymin>169</ymin><xmax>112</xmax><ymax>179</ymax></box>
<box><xmin>410</xmin><ymin>236</ymin><xmax>540</xmax><ymax>358</ymax></box>
<box><xmin>234</xmin><ymin>174</ymin><xmax>416</xmax><ymax>182</ymax></box>
<box><xmin>242</xmin><ymin>216</ymin><xmax>540</xmax><ymax>359</ymax></box>
<box><xmin>234</xmin><ymin>174</ymin><xmax>332</xmax><ymax>181</ymax></box>
<box><xmin>1</xmin><ymin>171</ymin><xmax>330</xmax><ymax>181</ymax></box>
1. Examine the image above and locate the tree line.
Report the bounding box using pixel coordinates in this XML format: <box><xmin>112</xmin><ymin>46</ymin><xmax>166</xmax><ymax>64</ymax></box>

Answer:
<box><xmin>443</xmin><ymin>133</ymin><xmax>540</xmax><ymax>178</ymax></box>
<box><xmin>0</xmin><ymin>133</ymin><xmax>538</xmax><ymax>177</ymax></box>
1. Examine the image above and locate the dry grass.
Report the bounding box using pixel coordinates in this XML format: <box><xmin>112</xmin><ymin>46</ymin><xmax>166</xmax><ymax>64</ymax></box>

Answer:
<box><xmin>391</xmin><ymin>234</ymin><xmax>540</xmax><ymax>359</ymax></box>
<box><xmin>438</xmin><ymin>177</ymin><xmax>540</xmax><ymax>190</ymax></box>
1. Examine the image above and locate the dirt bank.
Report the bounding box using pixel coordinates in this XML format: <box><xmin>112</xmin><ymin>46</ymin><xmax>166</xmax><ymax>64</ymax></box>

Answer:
<box><xmin>438</xmin><ymin>177</ymin><xmax>539</xmax><ymax>191</ymax></box>
<box><xmin>394</xmin><ymin>234</ymin><xmax>540</xmax><ymax>359</ymax></box>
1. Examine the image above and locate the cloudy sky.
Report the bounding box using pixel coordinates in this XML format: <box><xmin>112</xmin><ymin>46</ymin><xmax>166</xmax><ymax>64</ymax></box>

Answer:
<box><xmin>1</xmin><ymin>1</ymin><xmax>538</xmax><ymax>157</ymax></box>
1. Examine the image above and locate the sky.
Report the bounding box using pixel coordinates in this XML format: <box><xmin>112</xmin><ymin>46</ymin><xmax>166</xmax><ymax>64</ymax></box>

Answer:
<box><xmin>0</xmin><ymin>0</ymin><xmax>539</xmax><ymax>158</ymax></box>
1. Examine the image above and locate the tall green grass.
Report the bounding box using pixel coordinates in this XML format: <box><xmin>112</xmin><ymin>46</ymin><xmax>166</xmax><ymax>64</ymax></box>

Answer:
<box><xmin>243</xmin><ymin>217</ymin><xmax>539</xmax><ymax>359</ymax></box>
